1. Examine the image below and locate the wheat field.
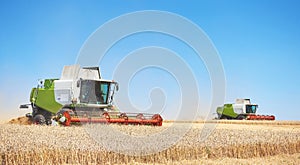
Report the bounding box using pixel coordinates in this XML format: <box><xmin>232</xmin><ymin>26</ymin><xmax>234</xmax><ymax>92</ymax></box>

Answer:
<box><xmin>1</xmin><ymin>120</ymin><xmax>300</xmax><ymax>164</ymax></box>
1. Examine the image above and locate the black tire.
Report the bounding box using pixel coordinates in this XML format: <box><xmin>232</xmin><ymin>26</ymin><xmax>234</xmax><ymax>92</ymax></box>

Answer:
<box><xmin>33</xmin><ymin>114</ymin><xmax>46</xmax><ymax>125</ymax></box>
<box><xmin>237</xmin><ymin>115</ymin><xmax>246</xmax><ymax>120</ymax></box>
<box><xmin>220</xmin><ymin>115</ymin><xmax>228</xmax><ymax>120</ymax></box>
<box><xmin>31</xmin><ymin>104</ymin><xmax>53</xmax><ymax>125</ymax></box>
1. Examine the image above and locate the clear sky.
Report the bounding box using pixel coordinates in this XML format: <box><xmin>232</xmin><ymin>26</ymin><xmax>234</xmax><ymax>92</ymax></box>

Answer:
<box><xmin>0</xmin><ymin>0</ymin><xmax>299</xmax><ymax>120</ymax></box>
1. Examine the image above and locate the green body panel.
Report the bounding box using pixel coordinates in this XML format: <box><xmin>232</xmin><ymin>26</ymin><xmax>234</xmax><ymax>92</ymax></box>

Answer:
<box><xmin>217</xmin><ymin>104</ymin><xmax>238</xmax><ymax>118</ymax></box>
<box><xmin>30</xmin><ymin>88</ymin><xmax>36</xmax><ymax>103</ymax></box>
<box><xmin>30</xmin><ymin>79</ymin><xmax>62</xmax><ymax>114</ymax></box>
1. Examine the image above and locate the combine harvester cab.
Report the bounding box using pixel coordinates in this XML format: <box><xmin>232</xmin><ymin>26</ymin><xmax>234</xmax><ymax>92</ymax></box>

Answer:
<box><xmin>21</xmin><ymin>65</ymin><xmax>163</xmax><ymax>126</ymax></box>
<box><xmin>216</xmin><ymin>99</ymin><xmax>275</xmax><ymax>120</ymax></box>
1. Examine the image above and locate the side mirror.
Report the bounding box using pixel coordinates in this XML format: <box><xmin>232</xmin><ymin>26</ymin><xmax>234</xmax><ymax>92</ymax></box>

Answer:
<box><xmin>77</xmin><ymin>78</ymin><xmax>82</xmax><ymax>87</ymax></box>
<box><xmin>115</xmin><ymin>82</ymin><xmax>119</xmax><ymax>91</ymax></box>
<box><xmin>20</xmin><ymin>104</ymin><xmax>29</xmax><ymax>108</ymax></box>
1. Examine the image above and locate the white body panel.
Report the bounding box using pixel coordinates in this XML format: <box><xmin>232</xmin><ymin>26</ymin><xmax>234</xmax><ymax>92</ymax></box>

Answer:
<box><xmin>233</xmin><ymin>104</ymin><xmax>245</xmax><ymax>114</ymax></box>
<box><xmin>54</xmin><ymin>65</ymin><xmax>113</xmax><ymax>105</ymax></box>
<box><xmin>60</xmin><ymin>65</ymin><xmax>101</xmax><ymax>80</ymax></box>
<box><xmin>60</xmin><ymin>65</ymin><xmax>81</xmax><ymax>80</ymax></box>
<box><xmin>235</xmin><ymin>98</ymin><xmax>251</xmax><ymax>104</ymax></box>
<box><xmin>232</xmin><ymin>99</ymin><xmax>257</xmax><ymax>114</ymax></box>
<box><xmin>78</xmin><ymin>68</ymin><xmax>100</xmax><ymax>80</ymax></box>
<box><xmin>54</xmin><ymin>80</ymin><xmax>73</xmax><ymax>105</ymax></box>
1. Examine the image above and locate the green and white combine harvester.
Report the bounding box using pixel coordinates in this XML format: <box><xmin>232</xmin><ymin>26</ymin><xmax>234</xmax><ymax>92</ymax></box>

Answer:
<box><xmin>20</xmin><ymin>65</ymin><xmax>163</xmax><ymax>126</ymax></box>
<box><xmin>216</xmin><ymin>99</ymin><xmax>275</xmax><ymax>120</ymax></box>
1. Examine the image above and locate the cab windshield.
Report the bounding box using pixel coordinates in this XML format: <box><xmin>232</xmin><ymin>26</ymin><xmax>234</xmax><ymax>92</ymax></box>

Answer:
<box><xmin>246</xmin><ymin>105</ymin><xmax>257</xmax><ymax>114</ymax></box>
<box><xmin>79</xmin><ymin>80</ymin><xmax>110</xmax><ymax>104</ymax></box>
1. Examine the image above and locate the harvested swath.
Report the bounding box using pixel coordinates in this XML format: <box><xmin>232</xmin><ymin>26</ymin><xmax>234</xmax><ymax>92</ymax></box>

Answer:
<box><xmin>8</xmin><ymin>116</ymin><xmax>32</xmax><ymax>125</ymax></box>
<box><xmin>0</xmin><ymin>122</ymin><xmax>299</xmax><ymax>164</ymax></box>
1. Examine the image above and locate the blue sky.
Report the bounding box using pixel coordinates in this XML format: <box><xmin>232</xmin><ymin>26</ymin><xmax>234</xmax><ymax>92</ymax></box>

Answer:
<box><xmin>0</xmin><ymin>0</ymin><xmax>299</xmax><ymax>120</ymax></box>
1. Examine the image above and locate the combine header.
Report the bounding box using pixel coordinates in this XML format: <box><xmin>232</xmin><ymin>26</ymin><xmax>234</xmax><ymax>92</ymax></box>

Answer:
<box><xmin>20</xmin><ymin>65</ymin><xmax>163</xmax><ymax>126</ymax></box>
<box><xmin>216</xmin><ymin>99</ymin><xmax>275</xmax><ymax>120</ymax></box>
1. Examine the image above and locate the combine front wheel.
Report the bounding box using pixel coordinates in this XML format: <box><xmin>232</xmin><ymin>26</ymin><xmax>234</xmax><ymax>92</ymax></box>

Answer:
<box><xmin>220</xmin><ymin>116</ymin><xmax>228</xmax><ymax>120</ymax></box>
<box><xmin>237</xmin><ymin>115</ymin><xmax>246</xmax><ymax>120</ymax></box>
<box><xmin>33</xmin><ymin>114</ymin><xmax>46</xmax><ymax>125</ymax></box>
